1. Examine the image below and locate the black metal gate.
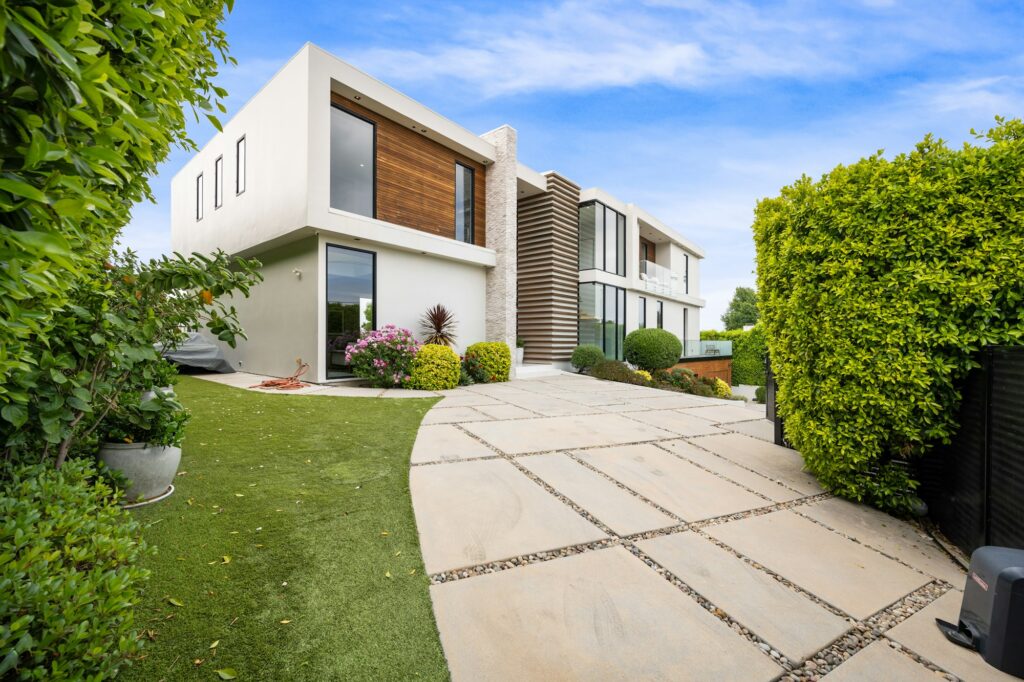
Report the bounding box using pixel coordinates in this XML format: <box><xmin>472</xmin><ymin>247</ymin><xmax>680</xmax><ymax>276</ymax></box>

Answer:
<box><xmin>917</xmin><ymin>346</ymin><xmax>1024</xmax><ymax>555</ymax></box>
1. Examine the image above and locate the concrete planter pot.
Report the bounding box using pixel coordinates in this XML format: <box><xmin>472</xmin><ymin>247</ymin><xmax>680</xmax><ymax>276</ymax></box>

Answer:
<box><xmin>99</xmin><ymin>442</ymin><xmax>181</xmax><ymax>504</ymax></box>
<box><xmin>514</xmin><ymin>348</ymin><xmax>525</xmax><ymax>366</ymax></box>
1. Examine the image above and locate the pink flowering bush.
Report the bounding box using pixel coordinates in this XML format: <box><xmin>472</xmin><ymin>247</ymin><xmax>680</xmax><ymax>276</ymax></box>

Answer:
<box><xmin>344</xmin><ymin>325</ymin><xmax>419</xmax><ymax>388</ymax></box>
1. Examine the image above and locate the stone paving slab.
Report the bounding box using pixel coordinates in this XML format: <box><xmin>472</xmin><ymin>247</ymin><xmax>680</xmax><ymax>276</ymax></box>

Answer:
<box><xmin>497</xmin><ymin>393</ymin><xmax>602</xmax><ymax>416</ymax></box>
<box><xmin>822</xmin><ymin>641</ymin><xmax>936</xmax><ymax>681</ymax></box>
<box><xmin>410</xmin><ymin>459</ymin><xmax>606</xmax><ymax>573</ymax></box>
<box><xmin>799</xmin><ymin>498</ymin><xmax>966</xmax><ymax>585</ymax></box>
<box><xmin>430</xmin><ymin>546</ymin><xmax>783</xmax><ymax>682</ymax></box>
<box><xmin>691</xmin><ymin>433</ymin><xmax>823</xmax><ymax>495</ymax></box>
<box><xmin>420</xmin><ymin>406</ymin><xmax>494</xmax><ymax>425</ymax></box>
<box><xmin>462</xmin><ymin>414</ymin><xmax>676</xmax><ymax>455</ymax></box>
<box><xmin>621</xmin><ymin>409</ymin><xmax>726</xmax><ymax>437</ymax></box>
<box><xmin>576</xmin><ymin>444</ymin><xmax>769</xmax><ymax>521</ymax></box>
<box><xmin>659</xmin><ymin>439</ymin><xmax>804</xmax><ymax>502</ymax></box>
<box><xmin>472</xmin><ymin>403</ymin><xmax>540</xmax><ymax>420</ymax></box>
<box><xmin>725</xmin><ymin>418</ymin><xmax>776</xmax><ymax>443</ymax></box>
<box><xmin>681</xmin><ymin>403</ymin><xmax>767</xmax><ymax>423</ymax></box>
<box><xmin>707</xmin><ymin>511</ymin><xmax>931</xmax><ymax>619</ymax></box>
<box><xmin>518</xmin><ymin>453</ymin><xmax>677</xmax><ymax>535</ymax></box>
<box><xmin>619</xmin><ymin>393</ymin><xmax>723</xmax><ymax>411</ymax></box>
<box><xmin>639</xmin><ymin>532</ymin><xmax>851</xmax><ymax>661</ymax></box>
<box><xmin>410</xmin><ymin>425</ymin><xmax>497</xmax><ymax>464</ymax></box>
<box><xmin>887</xmin><ymin>590</ymin><xmax>1019</xmax><ymax>681</ymax></box>
<box><xmin>432</xmin><ymin>393</ymin><xmax>505</xmax><ymax>408</ymax></box>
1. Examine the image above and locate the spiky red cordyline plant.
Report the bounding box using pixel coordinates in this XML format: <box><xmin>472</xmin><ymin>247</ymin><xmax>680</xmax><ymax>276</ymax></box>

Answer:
<box><xmin>420</xmin><ymin>304</ymin><xmax>457</xmax><ymax>346</ymax></box>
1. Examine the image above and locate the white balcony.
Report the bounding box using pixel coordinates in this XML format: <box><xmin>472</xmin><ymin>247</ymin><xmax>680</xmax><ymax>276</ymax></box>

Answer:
<box><xmin>640</xmin><ymin>260</ymin><xmax>686</xmax><ymax>297</ymax></box>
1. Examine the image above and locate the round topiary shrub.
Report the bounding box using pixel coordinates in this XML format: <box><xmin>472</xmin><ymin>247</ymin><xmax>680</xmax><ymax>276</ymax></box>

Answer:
<box><xmin>712</xmin><ymin>377</ymin><xmax>732</xmax><ymax>398</ymax></box>
<box><xmin>623</xmin><ymin>328</ymin><xmax>682</xmax><ymax>371</ymax></box>
<box><xmin>571</xmin><ymin>344</ymin><xmax>605</xmax><ymax>373</ymax></box>
<box><xmin>408</xmin><ymin>344</ymin><xmax>461</xmax><ymax>390</ymax></box>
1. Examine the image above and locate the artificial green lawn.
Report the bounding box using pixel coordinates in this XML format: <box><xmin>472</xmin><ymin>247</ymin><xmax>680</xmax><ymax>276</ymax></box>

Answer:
<box><xmin>122</xmin><ymin>377</ymin><xmax>449</xmax><ymax>681</ymax></box>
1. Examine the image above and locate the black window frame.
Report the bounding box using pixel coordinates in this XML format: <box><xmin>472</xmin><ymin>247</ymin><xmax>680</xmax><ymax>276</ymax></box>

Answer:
<box><xmin>324</xmin><ymin>243</ymin><xmax>378</xmax><ymax>380</ymax></box>
<box><xmin>454</xmin><ymin>161</ymin><xmax>474</xmax><ymax>244</ymax></box>
<box><xmin>329</xmin><ymin>103</ymin><xmax>377</xmax><ymax>219</ymax></box>
<box><xmin>195</xmin><ymin>172</ymin><xmax>203</xmax><ymax>221</ymax></box>
<box><xmin>638</xmin><ymin>296</ymin><xmax>647</xmax><ymax>328</ymax></box>
<box><xmin>684</xmin><ymin>253</ymin><xmax>690</xmax><ymax>294</ymax></box>
<box><xmin>578</xmin><ymin>199</ymin><xmax>626</xmax><ymax>276</ymax></box>
<box><xmin>214</xmin><ymin>155</ymin><xmax>224</xmax><ymax>209</ymax></box>
<box><xmin>656</xmin><ymin>301</ymin><xmax>664</xmax><ymax>329</ymax></box>
<box><xmin>577</xmin><ymin>282</ymin><xmax>627</xmax><ymax>360</ymax></box>
<box><xmin>235</xmin><ymin>135</ymin><xmax>246</xmax><ymax>195</ymax></box>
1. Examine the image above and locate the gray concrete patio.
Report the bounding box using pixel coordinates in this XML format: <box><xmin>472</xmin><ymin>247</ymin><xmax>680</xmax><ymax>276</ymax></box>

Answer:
<box><xmin>406</xmin><ymin>373</ymin><xmax>999</xmax><ymax>681</ymax></box>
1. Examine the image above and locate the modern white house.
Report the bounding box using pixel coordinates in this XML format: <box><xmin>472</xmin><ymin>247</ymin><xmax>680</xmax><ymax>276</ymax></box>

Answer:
<box><xmin>170</xmin><ymin>43</ymin><xmax>707</xmax><ymax>382</ymax></box>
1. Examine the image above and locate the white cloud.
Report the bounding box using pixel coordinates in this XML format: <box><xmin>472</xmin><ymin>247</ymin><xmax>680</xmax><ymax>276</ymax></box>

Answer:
<box><xmin>342</xmin><ymin>0</ymin><xmax>1012</xmax><ymax>96</ymax></box>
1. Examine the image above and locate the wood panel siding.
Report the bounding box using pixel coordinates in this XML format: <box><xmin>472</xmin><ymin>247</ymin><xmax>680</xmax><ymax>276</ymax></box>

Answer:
<box><xmin>331</xmin><ymin>94</ymin><xmax>486</xmax><ymax>247</ymax></box>
<box><xmin>517</xmin><ymin>173</ymin><xmax>581</xmax><ymax>363</ymax></box>
<box><xmin>640</xmin><ymin>237</ymin><xmax>657</xmax><ymax>264</ymax></box>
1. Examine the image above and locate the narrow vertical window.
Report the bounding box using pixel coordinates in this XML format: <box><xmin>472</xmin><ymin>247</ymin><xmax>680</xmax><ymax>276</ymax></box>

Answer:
<box><xmin>683</xmin><ymin>308</ymin><xmax>689</xmax><ymax>353</ymax></box>
<box><xmin>639</xmin><ymin>296</ymin><xmax>647</xmax><ymax>328</ymax></box>
<box><xmin>657</xmin><ymin>301</ymin><xmax>664</xmax><ymax>329</ymax></box>
<box><xmin>195</xmin><ymin>173</ymin><xmax>203</xmax><ymax>221</ymax></box>
<box><xmin>616</xmin><ymin>212</ymin><xmax>626</xmax><ymax>276</ymax></box>
<box><xmin>235</xmin><ymin>136</ymin><xmax>246</xmax><ymax>195</ymax></box>
<box><xmin>214</xmin><ymin>156</ymin><xmax>224</xmax><ymax>208</ymax></box>
<box><xmin>455</xmin><ymin>162</ymin><xmax>474</xmax><ymax>243</ymax></box>
<box><xmin>684</xmin><ymin>253</ymin><xmax>690</xmax><ymax>294</ymax></box>
<box><xmin>330</xmin><ymin>107</ymin><xmax>374</xmax><ymax>217</ymax></box>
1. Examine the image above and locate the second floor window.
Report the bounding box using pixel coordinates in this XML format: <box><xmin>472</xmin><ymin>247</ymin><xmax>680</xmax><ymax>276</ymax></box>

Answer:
<box><xmin>195</xmin><ymin>173</ymin><xmax>203</xmax><ymax>221</ymax></box>
<box><xmin>639</xmin><ymin>296</ymin><xmax>646</xmax><ymax>328</ymax></box>
<box><xmin>578</xmin><ymin>200</ymin><xmax>625</xmax><ymax>276</ymax></box>
<box><xmin>330</xmin><ymin>105</ymin><xmax>375</xmax><ymax>218</ymax></box>
<box><xmin>214</xmin><ymin>156</ymin><xmax>224</xmax><ymax>209</ymax></box>
<box><xmin>455</xmin><ymin>162</ymin><xmax>474</xmax><ymax>243</ymax></box>
<box><xmin>236</xmin><ymin>136</ymin><xmax>246</xmax><ymax>195</ymax></box>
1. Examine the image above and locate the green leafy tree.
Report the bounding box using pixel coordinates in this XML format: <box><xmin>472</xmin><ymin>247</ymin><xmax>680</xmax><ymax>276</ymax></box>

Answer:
<box><xmin>0</xmin><ymin>0</ymin><xmax>235</xmax><ymax>401</ymax></box>
<box><xmin>721</xmin><ymin>287</ymin><xmax>759</xmax><ymax>330</ymax></box>
<box><xmin>753</xmin><ymin>118</ymin><xmax>1024</xmax><ymax>513</ymax></box>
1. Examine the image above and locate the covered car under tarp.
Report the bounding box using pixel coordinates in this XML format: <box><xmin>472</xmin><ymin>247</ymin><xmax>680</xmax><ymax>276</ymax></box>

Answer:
<box><xmin>160</xmin><ymin>332</ymin><xmax>235</xmax><ymax>373</ymax></box>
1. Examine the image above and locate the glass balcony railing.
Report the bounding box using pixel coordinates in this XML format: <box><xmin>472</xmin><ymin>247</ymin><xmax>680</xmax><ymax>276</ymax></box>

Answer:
<box><xmin>640</xmin><ymin>260</ymin><xmax>686</xmax><ymax>297</ymax></box>
<box><xmin>681</xmin><ymin>340</ymin><xmax>732</xmax><ymax>358</ymax></box>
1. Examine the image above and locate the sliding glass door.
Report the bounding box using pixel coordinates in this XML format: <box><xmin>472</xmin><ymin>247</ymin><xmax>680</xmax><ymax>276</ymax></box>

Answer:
<box><xmin>578</xmin><ymin>282</ymin><xmax>625</xmax><ymax>360</ymax></box>
<box><xmin>326</xmin><ymin>245</ymin><xmax>375</xmax><ymax>379</ymax></box>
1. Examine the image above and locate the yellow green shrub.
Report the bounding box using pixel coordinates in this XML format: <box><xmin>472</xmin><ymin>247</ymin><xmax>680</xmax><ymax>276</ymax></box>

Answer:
<box><xmin>408</xmin><ymin>344</ymin><xmax>461</xmax><ymax>391</ymax></box>
<box><xmin>464</xmin><ymin>342</ymin><xmax>511</xmax><ymax>383</ymax></box>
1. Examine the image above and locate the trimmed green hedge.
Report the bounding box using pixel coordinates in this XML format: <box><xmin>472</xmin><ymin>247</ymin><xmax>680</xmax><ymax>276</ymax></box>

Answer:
<box><xmin>623</xmin><ymin>328</ymin><xmax>682</xmax><ymax>371</ymax></box>
<box><xmin>701</xmin><ymin>326</ymin><xmax>767</xmax><ymax>386</ymax></box>
<box><xmin>753</xmin><ymin>119</ymin><xmax>1024</xmax><ymax>513</ymax></box>
<box><xmin>465</xmin><ymin>342</ymin><xmax>511</xmax><ymax>383</ymax></box>
<box><xmin>0</xmin><ymin>459</ymin><xmax>151</xmax><ymax>679</ymax></box>
<box><xmin>409</xmin><ymin>344</ymin><xmax>461</xmax><ymax>390</ymax></box>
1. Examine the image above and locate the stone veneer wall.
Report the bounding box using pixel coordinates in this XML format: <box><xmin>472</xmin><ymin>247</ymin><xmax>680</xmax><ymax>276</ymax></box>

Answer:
<box><xmin>516</xmin><ymin>172</ymin><xmax>581</xmax><ymax>364</ymax></box>
<box><xmin>480</xmin><ymin>126</ymin><xmax>518</xmax><ymax>358</ymax></box>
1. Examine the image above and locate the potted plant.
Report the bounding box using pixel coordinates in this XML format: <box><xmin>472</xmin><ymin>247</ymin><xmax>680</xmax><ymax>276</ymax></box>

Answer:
<box><xmin>515</xmin><ymin>337</ymin><xmax>526</xmax><ymax>366</ymax></box>
<box><xmin>99</xmin><ymin>392</ymin><xmax>190</xmax><ymax>504</ymax></box>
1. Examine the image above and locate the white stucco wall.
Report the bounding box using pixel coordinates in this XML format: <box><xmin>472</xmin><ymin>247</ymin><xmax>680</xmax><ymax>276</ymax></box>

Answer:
<box><xmin>315</xmin><ymin>235</ymin><xmax>487</xmax><ymax>382</ymax></box>
<box><xmin>220</xmin><ymin>237</ymin><xmax>320</xmax><ymax>379</ymax></box>
<box><xmin>170</xmin><ymin>49</ymin><xmax>311</xmax><ymax>257</ymax></box>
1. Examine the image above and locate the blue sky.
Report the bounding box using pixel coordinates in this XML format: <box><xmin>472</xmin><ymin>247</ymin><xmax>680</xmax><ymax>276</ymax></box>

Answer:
<box><xmin>121</xmin><ymin>0</ymin><xmax>1024</xmax><ymax>329</ymax></box>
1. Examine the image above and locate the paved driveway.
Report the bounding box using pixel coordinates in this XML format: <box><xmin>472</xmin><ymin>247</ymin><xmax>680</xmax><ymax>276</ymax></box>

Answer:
<box><xmin>408</xmin><ymin>373</ymin><xmax>994</xmax><ymax>681</ymax></box>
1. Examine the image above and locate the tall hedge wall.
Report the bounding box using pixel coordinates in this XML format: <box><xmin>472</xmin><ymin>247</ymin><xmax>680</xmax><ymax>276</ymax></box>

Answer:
<box><xmin>701</xmin><ymin>326</ymin><xmax>767</xmax><ymax>386</ymax></box>
<box><xmin>753</xmin><ymin>119</ymin><xmax>1024</xmax><ymax>513</ymax></box>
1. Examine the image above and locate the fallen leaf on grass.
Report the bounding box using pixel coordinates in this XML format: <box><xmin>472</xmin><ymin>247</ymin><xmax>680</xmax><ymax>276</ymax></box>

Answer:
<box><xmin>215</xmin><ymin>669</ymin><xmax>237</xmax><ymax>680</ymax></box>
<box><xmin>210</xmin><ymin>640</ymin><xmax>220</xmax><ymax>649</ymax></box>
<box><xmin>167</xmin><ymin>597</ymin><xmax>184</xmax><ymax>607</ymax></box>
<box><xmin>385</xmin><ymin>571</ymin><xmax>392</xmax><ymax>579</ymax></box>
<box><xmin>235</xmin><ymin>493</ymin><xmax>244</xmax><ymax>497</ymax></box>
<box><xmin>177</xmin><ymin>471</ymin><xmax>188</xmax><ymax>476</ymax></box>
<box><xmin>408</xmin><ymin>569</ymin><xmax>416</xmax><ymax>576</ymax></box>
<box><xmin>194</xmin><ymin>658</ymin><xmax>203</xmax><ymax>666</ymax></box>
<box><xmin>279</xmin><ymin>619</ymin><xmax>291</xmax><ymax>624</ymax></box>
<box><xmin>394</xmin><ymin>551</ymin><xmax>402</xmax><ymax>557</ymax></box>
<box><xmin>229</xmin><ymin>531</ymin><xmax>239</xmax><ymax>535</ymax></box>
<box><xmin>221</xmin><ymin>556</ymin><xmax>232</xmax><ymax>564</ymax></box>
<box><xmin>380</xmin><ymin>530</ymin><xmax>389</xmax><ymax>537</ymax></box>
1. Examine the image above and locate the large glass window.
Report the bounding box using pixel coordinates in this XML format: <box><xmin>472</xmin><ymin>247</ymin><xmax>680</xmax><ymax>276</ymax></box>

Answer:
<box><xmin>638</xmin><ymin>296</ymin><xmax>647</xmax><ymax>328</ymax></box>
<box><xmin>330</xmin><ymin>106</ymin><xmax>375</xmax><ymax>218</ymax></box>
<box><xmin>455</xmin><ymin>163</ymin><xmax>474</xmax><ymax>243</ymax></box>
<box><xmin>657</xmin><ymin>301</ymin><xmax>664</xmax><ymax>329</ymax></box>
<box><xmin>578</xmin><ymin>200</ymin><xmax>624</xmax><ymax>275</ymax></box>
<box><xmin>578</xmin><ymin>282</ymin><xmax>626</xmax><ymax>360</ymax></box>
<box><xmin>326</xmin><ymin>245</ymin><xmax>375</xmax><ymax>379</ymax></box>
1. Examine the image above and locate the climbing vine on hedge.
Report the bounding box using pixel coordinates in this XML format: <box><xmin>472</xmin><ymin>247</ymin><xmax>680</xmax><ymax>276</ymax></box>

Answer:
<box><xmin>753</xmin><ymin>119</ymin><xmax>1024</xmax><ymax>513</ymax></box>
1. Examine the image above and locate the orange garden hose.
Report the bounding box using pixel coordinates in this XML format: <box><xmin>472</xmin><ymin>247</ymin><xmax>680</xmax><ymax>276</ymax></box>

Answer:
<box><xmin>250</xmin><ymin>360</ymin><xmax>310</xmax><ymax>390</ymax></box>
